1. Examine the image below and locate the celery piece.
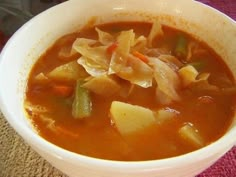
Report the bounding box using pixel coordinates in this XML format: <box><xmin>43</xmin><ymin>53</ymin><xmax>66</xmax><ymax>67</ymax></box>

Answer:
<box><xmin>175</xmin><ymin>35</ymin><xmax>187</xmax><ymax>59</ymax></box>
<box><xmin>72</xmin><ymin>80</ymin><xmax>91</xmax><ymax>119</ymax></box>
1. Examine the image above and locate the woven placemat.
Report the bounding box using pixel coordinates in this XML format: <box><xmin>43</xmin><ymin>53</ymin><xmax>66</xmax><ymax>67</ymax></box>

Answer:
<box><xmin>0</xmin><ymin>1</ymin><xmax>236</xmax><ymax>177</ymax></box>
<box><xmin>0</xmin><ymin>112</ymin><xmax>67</xmax><ymax>177</ymax></box>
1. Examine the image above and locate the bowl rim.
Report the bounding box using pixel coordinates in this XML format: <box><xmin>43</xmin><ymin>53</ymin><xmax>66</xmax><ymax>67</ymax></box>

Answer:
<box><xmin>0</xmin><ymin>0</ymin><xmax>235</xmax><ymax>171</ymax></box>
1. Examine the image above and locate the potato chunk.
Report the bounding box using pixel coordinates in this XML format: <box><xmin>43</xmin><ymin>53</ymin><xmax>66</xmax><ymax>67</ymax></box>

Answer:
<box><xmin>110</xmin><ymin>101</ymin><xmax>156</xmax><ymax>135</ymax></box>
<box><xmin>178</xmin><ymin>123</ymin><xmax>204</xmax><ymax>148</ymax></box>
<box><xmin>178</xmin><ymin>65</ymin><xmax>198</xmax><ymax>87</ymax></box>
<box><xmin>155</xmin><ymin>108</ymin><xmax>179</xmax><ymax>125</ymax></box>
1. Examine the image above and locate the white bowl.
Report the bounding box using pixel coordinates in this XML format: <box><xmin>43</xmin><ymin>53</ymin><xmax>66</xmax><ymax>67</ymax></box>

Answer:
<box><xmin>0</xmin><ymin>0</ymin><xmax>235</xmax><ymax>177</ymax></box>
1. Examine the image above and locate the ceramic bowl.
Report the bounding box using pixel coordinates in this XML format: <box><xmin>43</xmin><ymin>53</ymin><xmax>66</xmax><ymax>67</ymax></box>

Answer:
<box><xmin>0</xmin><ymin>0</ymin><xmax>235</xmax><ymax>176</ymax></box>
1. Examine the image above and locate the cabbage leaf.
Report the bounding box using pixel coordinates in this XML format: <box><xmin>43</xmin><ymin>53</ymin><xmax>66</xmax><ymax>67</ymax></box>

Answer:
<box><xmin>149</xmin><ymin>57</ymin><xmax>180</xmax><ymax>104</ymax></box>
<box><xmin>95</xmin><ymin>27</ymin><xmax>115</xmax><ymax>45</ymax></box>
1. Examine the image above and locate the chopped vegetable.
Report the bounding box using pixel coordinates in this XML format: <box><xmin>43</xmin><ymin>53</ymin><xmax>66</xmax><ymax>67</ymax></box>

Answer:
<box><xmin>52</xmin><ymin>85</ymin><xmax>73</xmax><ymax>97</ymax></box>
<box><xmin>115</xmin><ymin>54</ymin><xmax>153</xmax><ymax>88</ymax></box>
<box><xmin>108</xmin><ymin>30</ymin><xmax>135</xmax><ymax>74</ymax></box>
<box><xmin>82</xmin><ymin>75</ymin><xmax>121</xmax><ymax>97</ymax></box>
<box><xmin>72</xmin><ymin>38</ymin><xmax>97</xmax><ymax>48</ymax></box>
<box><xmin>72</xmin><ymin>80</ymin><xmax>92</xmax><ymax>119</ymax></box>
<box><xmin>110</xmin><ymin>101</ymin><xmax>156</xmax><ymax>135</ymax></box>
<box><xmin>147</xmin><ymin>20</ymin><xmax>164</xmax><ymax>47</ymax></box>
<box><xmin>179</xmin><ymin>65</ymin><xmax>212</xmax><ymax>90</ymax></box>
<box><xmin>178</xmin><ymin>123</ymin><xmax>204</xmax><ymax>148</ymax></box>
<box><xmin>95</xmin><ymin>27</ymin><xmax>115</xmax><ymax>45</ymax></box>
<box><xmin>132</xmin><ymin>51</ymin><xmax>149</xmax><ymax>63</ymax></box>
<box><xmin>78</xmin><ymin>56</ymin><xmax>108</xmax><ymax>77</ymax></box>
<box><xmin>34</xmin><ymin>72</ymin><xmax>49</xmax><ymax>84</ymax></box>
<box><xmin>149</xmin><ymin>57</ymin><xmax>180</xmax><ymax>104</ymax></box>
<box><xmin>158</xmin><ymin>55</ymin><xmax>183</xmax><ymax>71</ymax></box>
<box><xmin>155</xmin><ymin>108</ymin><xmax>179</xmax><ymax>124</ymax></box>
<box><xmin>132</xmin><ymin>35</ymin><xmax>147</xmax><ymax>52</ymax></box>
<box><xmin>75</xmin><ymin>45</ymin><xmax>110</xmax><ymax>69</ymax></box>
<box><xmin>73</xmin><ymin>38</ymin><xmax>110</xmax><ymax>72</ymax></box>
<box><xmin>54</xmin><ymin>34</ymin><xmax>78</xmax><ymax>60</ymax></box>
<box><xmin>175</xmin><ymin>35</ymin><xmax>188</xmax><ymax>60</ymax></box>
<box><xmin>186</xmin><ymin>41</ymin><xmax>196</xmax><ymax>61</ymax></box>
<box><xmin>58</xmin><ymin>46</ymin><xmax>77</xmax><ymax>59</ymax></box>
<box><xmin>116</xmin><ymin>29</ymin><xmax>135</xmax><ymax>56</ymax></box>
<box><xmin>178</xmin><ymin>65</ymin><xmax>198</xmax><ymax>87</ymax></box>
<box><xmin>107</xmin><ymin>42</ymin><xmax>118</xmax><ymax>54</ymax></box>
<box><xmin>144</xmin><ymin>48</ymin><xmax>170</xmax><ymax>58</ymax></box>
<box><xmin>155</xmin><ymin>88</ymin><xmax>173</xmax><ymax>105</ymax></box>
<box><xmin>108</xmin><ymin>52</ymin><xmax>125</xmax><ymax>74</ymax></box>
<box><xmin>48</xmin><ymin>61</ymin><xmax>88</xmax><ymax>81</ymax></box>
<box><xmin>197</xmin><ymin>72</ymin><xmax>210</xmax><ymax>81</ymax></box>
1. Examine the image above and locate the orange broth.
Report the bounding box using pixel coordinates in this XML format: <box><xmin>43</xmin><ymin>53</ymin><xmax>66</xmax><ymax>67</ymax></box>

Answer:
<box><xmin>25</xmin><ymin>22</ymin><xmax>236</xmax><ymax>161</ymax></box>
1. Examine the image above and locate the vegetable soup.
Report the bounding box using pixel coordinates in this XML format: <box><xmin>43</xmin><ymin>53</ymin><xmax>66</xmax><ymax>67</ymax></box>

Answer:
<box><xmin>24</xmin><ymin>22</ymin><xmax>236</xmax><ymax>161</ymax></box>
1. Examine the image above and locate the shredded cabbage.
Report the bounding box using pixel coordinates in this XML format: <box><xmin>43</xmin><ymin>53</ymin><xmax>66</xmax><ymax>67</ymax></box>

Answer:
<box><xmin>95</xmin><ymin>27</ymin><xmax>115</xmax><ymax>45</ymax></box>
<box><xmin>75</xmin><ymin>45</ymin><xmax>109</xmax><ymax>69</ymax></box>
<box><xmin>72</xmin><ymin>38</ymin><xmax>97</xmax><ymax>48</ymax></box>
<box><xmin>147</xmin><ymin>20</ymin><xmax>164</xmax><ymax>47</ymax></box>
<box><xmin>132</xmin><ymin>35</ymin><xmax>147</xmax><ymax>52</ymax></box>
<box><xmin>149</xmin><ymin>57</ymin><xmax>180</xmax><ymax>104</ymax></box>
<box><xmin>78</xmin><ymin>56</ymin><xmax>108</xmax><ymax>77</ymax></box>
<box><xmin>115</xmin><ymin>54</ymin><xmax>153</xmax><ymax>88</ymax></box>
<box><xmin>116</xmin><ymin>29</ymin><xmax>135</xmax><ymax>56</ymax></box>
<box><xmin>158</xmin><ymin>55</ymin><xmax>183</xmax><ymax>71</ymax></box>
<box><xmin>68</xmin><ymin>22</ymin><xmax>218</xmax><ymax>105</ymax></box>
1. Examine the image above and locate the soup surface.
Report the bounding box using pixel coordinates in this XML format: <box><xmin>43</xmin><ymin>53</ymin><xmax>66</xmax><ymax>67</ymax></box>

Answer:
<box><xmin>25</xmin><ymin>22</ymin><xmax>236</xmax><ymax>161</ymax></box>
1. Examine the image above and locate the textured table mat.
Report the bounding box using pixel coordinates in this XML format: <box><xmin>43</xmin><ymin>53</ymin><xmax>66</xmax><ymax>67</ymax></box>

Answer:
<box><xmin>0</xmin><ymin>0</ymin><xmax>236</xmax><ymax>177</ymax></box>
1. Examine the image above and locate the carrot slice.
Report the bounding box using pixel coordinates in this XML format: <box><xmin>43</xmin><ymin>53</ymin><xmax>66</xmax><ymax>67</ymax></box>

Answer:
<box><xmin>132</xmin><ymin>51</ymin><xmax>149</xmax><ymax>63</ymax></box>
<box><xmin>52</xmin><ymin>85</ymin><xmax>73</xmax><ymax>97</ymax></box>
<box><xmin>107</xmin><ymin>42</ymin><xmax>118</xmax><ymax>54</ymax></box>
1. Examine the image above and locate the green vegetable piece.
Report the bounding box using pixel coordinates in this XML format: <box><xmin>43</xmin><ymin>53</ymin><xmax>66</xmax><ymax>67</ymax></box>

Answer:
<box><xmin>72</xmin><ymin>80</ymin><xmax>92</xmax><ymax>119</ymax></box>
<box><xmin>175</xmin><ymin>35</ymin><xmax>188</xmax><ymax>60</ymax></box>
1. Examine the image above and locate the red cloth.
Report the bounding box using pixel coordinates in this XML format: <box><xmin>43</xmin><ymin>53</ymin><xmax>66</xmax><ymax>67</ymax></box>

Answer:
<box><xmin>196</xmin><ymin>1</ymin><xmax>236</xmax><ymax>177</ymax></box>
